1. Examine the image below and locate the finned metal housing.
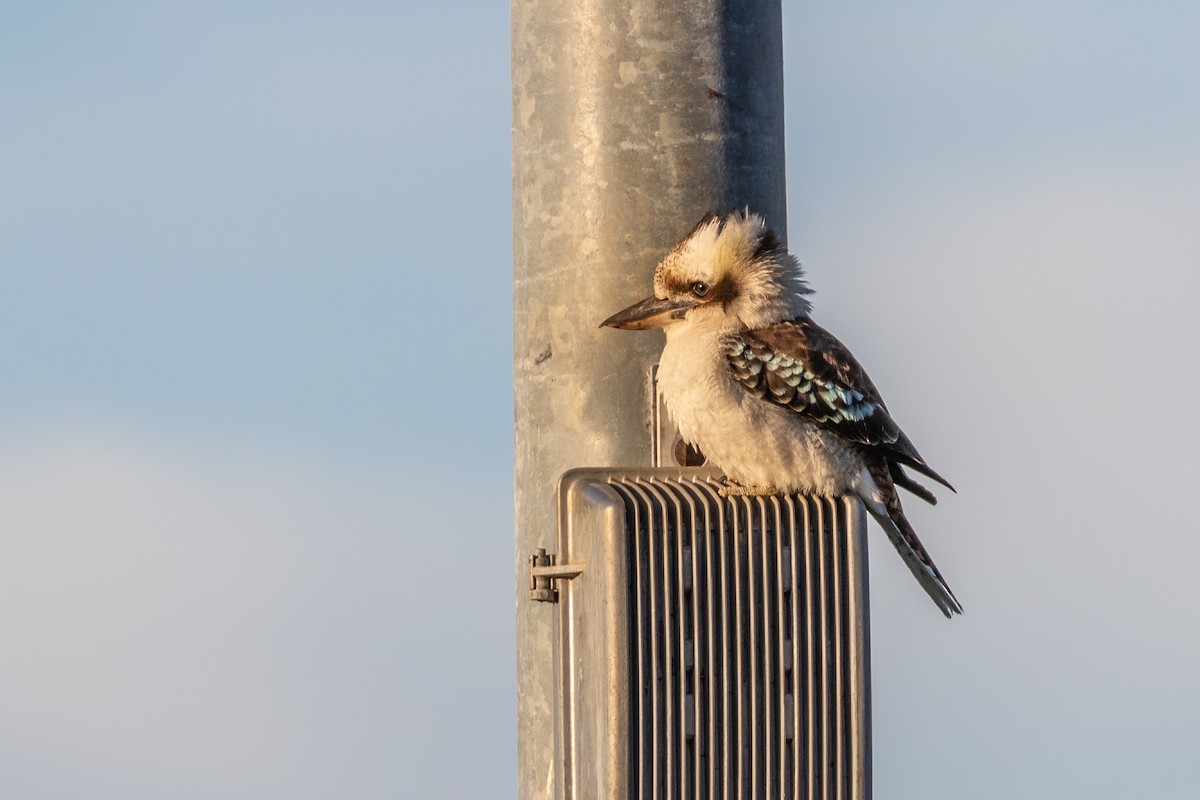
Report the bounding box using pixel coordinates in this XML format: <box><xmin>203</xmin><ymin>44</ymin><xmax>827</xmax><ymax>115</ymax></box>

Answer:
<box><xmin>548</xmin><ymin>469</ymin><xmax>871</xmax><ymax>800</ymax></box>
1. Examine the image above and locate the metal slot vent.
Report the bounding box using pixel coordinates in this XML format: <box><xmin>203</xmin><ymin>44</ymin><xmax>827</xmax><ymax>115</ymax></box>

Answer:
<box><xmin>551</xmin><ymin>469</ymin><xmax>870</xmax><ymax>800</ymax></box>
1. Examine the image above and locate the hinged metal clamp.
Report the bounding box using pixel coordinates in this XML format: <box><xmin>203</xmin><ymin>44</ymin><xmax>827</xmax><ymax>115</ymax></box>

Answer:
<box><xmin>528</xmin><ymin>547</ymin><xmax>584</xmax><ymax>603</ymax></box>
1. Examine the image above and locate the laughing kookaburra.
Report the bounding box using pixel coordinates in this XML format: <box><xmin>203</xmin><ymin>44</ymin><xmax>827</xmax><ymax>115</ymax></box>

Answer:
<box><xmin>601</xmin><ymin>210</ymin><xmax>962</xmax><ymax>617</ymax></box>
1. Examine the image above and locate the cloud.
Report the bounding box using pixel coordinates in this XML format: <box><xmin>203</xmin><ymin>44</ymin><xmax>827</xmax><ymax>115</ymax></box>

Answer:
<box><xmin>0</xmin><ymin>426</ymin><xmax>515</xmax><ymax>798</ymax></box>
<box><xmin>802</xmin><ymin>157</ymin><xmax>1200</xmax><ymax>799</ymax></box>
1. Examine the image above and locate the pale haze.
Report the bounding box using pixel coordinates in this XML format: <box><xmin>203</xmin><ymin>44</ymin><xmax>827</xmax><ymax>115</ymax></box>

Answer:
<box><xmin>2</xmin><ymin>2</ymin><xmax>1197</xmax><ymax>799</ymax></box>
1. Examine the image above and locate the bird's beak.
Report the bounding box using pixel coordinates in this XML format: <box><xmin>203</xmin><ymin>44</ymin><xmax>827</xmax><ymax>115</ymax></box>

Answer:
<box><xmin>600</xmin><ymin>295</ymin><xmax>698</xmax><ymax>330</ymax></box>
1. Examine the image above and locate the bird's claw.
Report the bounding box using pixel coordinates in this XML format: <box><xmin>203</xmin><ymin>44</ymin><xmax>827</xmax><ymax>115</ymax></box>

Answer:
<box><xmin>718</xmin><ymin>478</ymin><xmax>779</xmax><ymax>497</ymax></box>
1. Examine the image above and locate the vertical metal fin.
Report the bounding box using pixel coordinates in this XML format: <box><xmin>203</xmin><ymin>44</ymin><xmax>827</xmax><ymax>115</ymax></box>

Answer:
<box><xmin>558</xmin><ymin>469</ymin><xmax>869</xmax><ymax>800</ymax></box>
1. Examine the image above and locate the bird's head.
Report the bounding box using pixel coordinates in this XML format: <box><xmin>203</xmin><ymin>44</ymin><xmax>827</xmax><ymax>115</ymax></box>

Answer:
<box><xmin>601</xmin><ymin>210</ymin><xmax>812</xmax><ymax>334</ymax></box>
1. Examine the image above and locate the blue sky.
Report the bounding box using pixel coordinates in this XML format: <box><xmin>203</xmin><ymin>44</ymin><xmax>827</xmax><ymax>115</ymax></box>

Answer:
<box><xmin>2</xmin><ymin>2</ymin><xmax>1198</xmax><ymax>798</ymax></box>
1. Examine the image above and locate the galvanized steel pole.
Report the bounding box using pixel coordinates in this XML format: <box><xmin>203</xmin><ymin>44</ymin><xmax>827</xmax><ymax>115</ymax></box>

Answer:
<box><xmin>513</xmin><ymin>0</ymin><xmax>787</xmax><ymax>797</ymax></box>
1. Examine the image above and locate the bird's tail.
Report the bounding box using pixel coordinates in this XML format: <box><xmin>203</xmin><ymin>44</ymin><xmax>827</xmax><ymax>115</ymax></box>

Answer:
<box><xmin>863</xmin><ymin>461</ymin><xmax>962</xmax><ymax>617</ymax></box>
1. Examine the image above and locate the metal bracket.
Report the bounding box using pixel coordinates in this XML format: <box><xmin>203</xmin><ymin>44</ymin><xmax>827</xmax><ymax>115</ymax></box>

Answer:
<box><xmin>528</xmin><ymin>548</ymin><xmax>584</xmax><ymax>603</ymax></box>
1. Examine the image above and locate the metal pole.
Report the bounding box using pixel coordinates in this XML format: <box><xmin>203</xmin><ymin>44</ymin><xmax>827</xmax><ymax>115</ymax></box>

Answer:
<box><xmin>513</xmin><ymin>1</ymin><xmax>787</xmax><ymax>797</ymax></box>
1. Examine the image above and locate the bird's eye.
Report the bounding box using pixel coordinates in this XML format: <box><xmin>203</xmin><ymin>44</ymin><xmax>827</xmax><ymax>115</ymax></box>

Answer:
<box><xmin>691</xmin><ymin>281</ymin><xmax>710</xmax><ymax>297</ymax></box>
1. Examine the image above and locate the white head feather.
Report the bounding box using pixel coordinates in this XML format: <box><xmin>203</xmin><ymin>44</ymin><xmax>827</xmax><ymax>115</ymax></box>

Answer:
<box><xmin>652</xmin><ymin>210</ymin><xmax>813</xmax><ymax>332</ymax></box>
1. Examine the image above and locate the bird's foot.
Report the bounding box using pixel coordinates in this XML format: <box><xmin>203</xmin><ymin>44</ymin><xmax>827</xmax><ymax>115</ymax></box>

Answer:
<box><xmin>718</xmin><ymin>479</ymin><xmax>779</xmax><ymax>498</ymax></box>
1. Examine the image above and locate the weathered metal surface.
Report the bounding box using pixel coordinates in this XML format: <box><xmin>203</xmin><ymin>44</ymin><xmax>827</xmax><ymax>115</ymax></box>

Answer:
<box><xmin>513</xmin><ymin>0</ymin><xmax>788</xmax><ymax>796</ymax></box>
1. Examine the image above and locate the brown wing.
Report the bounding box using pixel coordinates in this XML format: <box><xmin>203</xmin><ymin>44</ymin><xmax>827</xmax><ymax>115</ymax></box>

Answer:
<box><xmin>724</xmin><ymin>317</ymin><xmax>954</xmax><ymax>492</ymax></box>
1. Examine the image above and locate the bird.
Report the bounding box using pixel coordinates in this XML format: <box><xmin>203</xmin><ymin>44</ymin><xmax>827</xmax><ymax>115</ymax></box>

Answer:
<box><xmin>601</xmin><ymin>210</ymin><xmax>962</xmax><ymax>617</ymax></box>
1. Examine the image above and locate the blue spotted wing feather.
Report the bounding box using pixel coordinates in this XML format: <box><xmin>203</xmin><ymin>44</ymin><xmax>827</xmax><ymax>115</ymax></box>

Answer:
<box><xmin>724</xmin><ymin>318</ymin><xmax>954</xmax><ymax>493</ymax></box>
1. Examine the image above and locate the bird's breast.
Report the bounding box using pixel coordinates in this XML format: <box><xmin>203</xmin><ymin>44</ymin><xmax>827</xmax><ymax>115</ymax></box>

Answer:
<box><xmin>657</xmin><ymin>328</ymin><xmax>866</xmax><ymax>496</ymax></box>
